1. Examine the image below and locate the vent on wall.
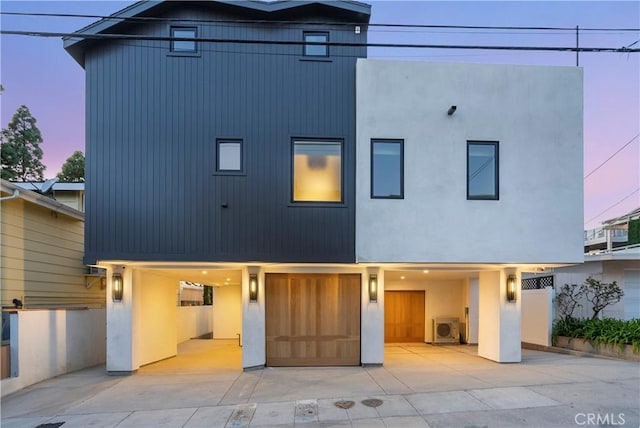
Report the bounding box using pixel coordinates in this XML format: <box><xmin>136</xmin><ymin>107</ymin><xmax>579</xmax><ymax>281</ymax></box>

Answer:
<box><xmin>433</xmin><ymin>317</ymin><xmax>459</xmax><ymax>344</ymax></box>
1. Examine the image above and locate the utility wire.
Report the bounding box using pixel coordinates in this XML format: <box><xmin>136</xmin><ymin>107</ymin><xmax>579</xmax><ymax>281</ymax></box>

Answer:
<box><xmin>2</xmin><ymin>30</ymin><xmax>638</xmax><ymax>53</ymax></box>
<box><xmin>1</xmin><ymin>11</ymin><xmax>639</xmax><ymax>32</ymax></box>
<box><xmin>586</xmin><ymin>188</ymin><xmax>640</xmax><ymax>225</ymax></box>
<box><xmin>584</xmin><ymin>134</ymin><xmax>639</xmax><ymax>180</ymax></box>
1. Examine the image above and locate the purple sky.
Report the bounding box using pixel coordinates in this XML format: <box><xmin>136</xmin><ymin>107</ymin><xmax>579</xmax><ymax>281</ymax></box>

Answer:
<box><xmin>1</xmin><ymin>1</ymin><xmax>639</xmax><ymax>229</ymax></box>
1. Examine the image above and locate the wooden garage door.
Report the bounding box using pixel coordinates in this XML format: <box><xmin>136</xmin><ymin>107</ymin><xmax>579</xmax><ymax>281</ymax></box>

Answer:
<box><xmin>266</xmin><ymin>273</ymin><xmax>361</xmax><ymax>366</ymax></box>
<box><xmin>384</xmin><ymin>291</ymin><xmax>425</xmax><ymax>342</ymax></box>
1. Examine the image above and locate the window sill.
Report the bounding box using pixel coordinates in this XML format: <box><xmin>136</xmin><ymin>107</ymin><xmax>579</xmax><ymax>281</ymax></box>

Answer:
<box><xmin>167</xmin><ymin>52</ymin><xmax>201</xmax><ymax>58</ymax></box>
<box><xmin>298</xmin><ymin>57</ymin><xmax>333</xmax><ymax>63</ymax></box>
<box><xmin>213</xmin><ymin>172</ymin><xmax>246</xmax><ymax>177</ymax></box>
<box><xmin>288</xmin><ymin>202</ymin><xmax>347</xmax><ymax>208</ymax></box>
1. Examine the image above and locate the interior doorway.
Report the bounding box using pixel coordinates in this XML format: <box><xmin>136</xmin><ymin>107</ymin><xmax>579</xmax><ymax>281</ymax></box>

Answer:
<box><xmin>384</xmin><ymin>291</ymin><xmax>425</xmax><ymax>342</ymax></box>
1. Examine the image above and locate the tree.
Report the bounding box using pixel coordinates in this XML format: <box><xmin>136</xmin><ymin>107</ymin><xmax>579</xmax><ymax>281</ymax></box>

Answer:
<box><xmin>580</xmin><ymin>277</ymin><xmax>624</xmax><ymax>320</ymax></box>
<box><xmin>555</xmin><ymin>283</ymin><xmax>582</xmax><ymax>321</ymax></box>
<box><xmin>57</xmin><ymin>150</ymin><xmax>85</xmax><ymax>182</ymax></box>
<box><xmin>1</xmin><ymin>105</ymin><xmax>45</xmax><ymax>181</ymax></box>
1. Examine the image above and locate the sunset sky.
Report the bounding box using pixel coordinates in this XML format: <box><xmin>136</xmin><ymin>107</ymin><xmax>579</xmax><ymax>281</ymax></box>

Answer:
<box><xmin>1</xmin><ymin>1</ymin><xmax>638</xmax><ymax>229</ymax></box>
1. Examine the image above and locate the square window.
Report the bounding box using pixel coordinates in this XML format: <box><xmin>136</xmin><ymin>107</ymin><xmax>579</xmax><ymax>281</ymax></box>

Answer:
<box><xmin>171</xmin><ymin>27</ymin><xmax>197</xmax><ymax>53</ymax></box>
<box><xmin>292</xmin><ymin>140</ymin><xmax>342</xmax><ymax>202</ymax></box>
<box><xmin>467</xmin><ymin>141</ymin><xmax>499</xmax><ymax>200</ymax></box>
<box><xmin>217</xmin><ymin>139</ymin><xmax>242</xmax><ymax>173</ymax></box>
<box><xmin>303</xmin><ymin>32</ymin><xmax>328</xmax><ymax>57</ymax></box>
<box><xmin>371</xmin><ymin>139</ymin><xmax>404</xmax><ymax>198</ymax></box>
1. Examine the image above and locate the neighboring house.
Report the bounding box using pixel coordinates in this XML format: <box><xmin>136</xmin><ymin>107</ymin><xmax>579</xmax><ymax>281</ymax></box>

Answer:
<box><xmin>555</xmin><ymin>207</ymin><xmax>640</xmax><ymax>320</ymax></box>
<box><xmin>0</xmin><ymin>180</ymin><xmax>105</xmax><ymax>396</ymax></box>
<box><xmin>63</xmin><ymin>0</ymin><xmax>583</xmax><ymax>374</ymax></box>
<box><xmin>12</xmin><ymin>181</ymin><xmax>85</xmax><ymax>212</ymax></box>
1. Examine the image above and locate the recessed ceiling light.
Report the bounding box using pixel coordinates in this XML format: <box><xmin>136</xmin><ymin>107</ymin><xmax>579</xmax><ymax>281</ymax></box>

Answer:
<box><xmin>201</xmin><ymin>271</ymin><xmax>207</xmax><ymax>274</ymax></box>
<box><xmin>400</xmin><ymin>276</ymin><xmax>405</xmax><ymax>280</ymax></box>
<box><xmin>226</xmin><ymin>278</ymin><xmax>231</xmax><ymax>281</ymax></box>
<box><xmin>423</xmin><ymin>270</ymin><xmax>429</xmax><ymax>274</ymax></box>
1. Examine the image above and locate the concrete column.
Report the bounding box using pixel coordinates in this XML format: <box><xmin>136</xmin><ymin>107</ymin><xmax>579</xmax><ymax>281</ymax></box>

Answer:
<box><xmin>478</xmin><ymin>270</ymin><xmax>521</xmax><ymax>363</ymax></box>
<box><xmin>361</xmin><ymin>267</ymin><xmax>384</xmax><ymax>365</ymax></box>
<box><xmin>242</xmin><ymin>265</ymin><xmax>265</xmax><ymax>370</ymax></box>
<box><xmin>106</xmin><ymin>265</ymin><xmax>139</xmax><ymax>374</ymax></box>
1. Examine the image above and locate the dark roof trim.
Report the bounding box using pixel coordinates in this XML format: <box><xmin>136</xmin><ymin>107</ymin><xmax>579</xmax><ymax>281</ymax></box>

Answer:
<box><xmin>63</xmin><ymin>0</ymin><xmax>371</xmax><ymax>67</ymax></box>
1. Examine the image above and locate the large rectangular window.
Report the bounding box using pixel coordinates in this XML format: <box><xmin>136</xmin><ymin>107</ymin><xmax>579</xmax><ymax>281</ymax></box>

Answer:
<box><xmin>171</xmin><ymin>27</ymin><xmax>197</xmax><ymax>53</ymax></box>
<box><xmin>371</xmin><ymin>139</ymin><xmax>404</xmax><ymax>199</ymax></box>
<box><xmin>303</xmin><ymin>32</ymin><xmax>329</xmax><ymax>57</ymax></box>
<box><xmin>467</xmin><ymin>141</ymin><xmax>499</xmax><ymax>200</ymax></box>
<box><xmin>292</xmin><ymin>140</ymin><xmax>342</xmax><ymax>202</ymax></box>
<box><xmin>216</xmin><ymin>139</ymin><xmax>243</xmax><ymax>173</ymax></box>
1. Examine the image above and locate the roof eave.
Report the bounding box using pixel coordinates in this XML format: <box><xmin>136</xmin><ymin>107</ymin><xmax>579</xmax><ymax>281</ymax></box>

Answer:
<box><xmin>63</xmin><ymin>0</ymin><xmax>371</xmax><ymax>67</ymax></box>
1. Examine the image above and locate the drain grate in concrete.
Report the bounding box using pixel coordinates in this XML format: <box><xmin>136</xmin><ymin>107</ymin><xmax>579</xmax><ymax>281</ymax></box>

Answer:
<box><xmin>36</xmin><ymin>424</ymin><xmax>65</xmax><ymax>428</ymax></box>
<box><xmin>361</xmin><ymin>398</ymin><xmax>383</xmax><ymax>407</ymax></box>
<box><xmin>295</xmin><ymin>399</ymin><xmax>318</xmax><ymax>418</ymax></box>
<box><xmin>334</xmin><ymin>400</ymin><xmax>356</xmax><ymax>409</ymax></box>
<box><xmin>226</xmin><ymin>403</ymin><xmax>257</xmax><ymax>427</ymax></box>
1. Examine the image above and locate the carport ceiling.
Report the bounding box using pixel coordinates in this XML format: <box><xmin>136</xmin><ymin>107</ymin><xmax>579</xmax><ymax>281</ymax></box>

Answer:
<box><xmin>139</xmin><ymin>268</ymin><xmax>242</xmax><ymax>287</ymax></box>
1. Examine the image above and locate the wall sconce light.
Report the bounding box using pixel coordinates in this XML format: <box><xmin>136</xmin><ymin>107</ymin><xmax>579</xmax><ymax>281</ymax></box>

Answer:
<box><xmin>249</xmin><ymin>273</ymin><xmax>258</xmax><ymax>302</ymax></box>
<box><xmin>112</xmin><ymin>272</ymin><xmax>123</xmax><ymax>302</ymax></box>
<box><xmin>506</xmin><ymin>274</ymin><xmax>517</xmax><ymax>303</ymax></box>
<box><xmin>447</xmin><ymin>105</ymin><xmax>457</xmax><ymax>116</ymax></box>
<box><xmin>369</xmin><ymin>274</ymin><xmax>378</xmax><ymax>302</ymax></box>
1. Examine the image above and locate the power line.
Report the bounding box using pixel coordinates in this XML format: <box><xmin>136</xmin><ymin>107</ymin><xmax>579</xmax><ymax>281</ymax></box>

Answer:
<box><xmin>584</xmin><ymin>134</ymin><xmax>639</xmax><ymax>180</ymax></box>
<box><xmin>2</xmin><ymin>30</ymin><xmax>638</xmax><ymax>53</ymax></box>
<box><xmin>1</xmin><ymin>11</ymin><xmax>639</xmax><ymax>32</ymax></box>
<box><xmin>586</xmin><ymin>188</ymin><xmax>640</xmax><ymax>225</ymax></box>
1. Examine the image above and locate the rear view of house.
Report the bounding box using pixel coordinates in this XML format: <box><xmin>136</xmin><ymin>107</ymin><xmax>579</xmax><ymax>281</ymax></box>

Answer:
<box><xmin>63</xmin><ymin>0</ymin><xmax>584</xmax><ymax>374</ymax></box>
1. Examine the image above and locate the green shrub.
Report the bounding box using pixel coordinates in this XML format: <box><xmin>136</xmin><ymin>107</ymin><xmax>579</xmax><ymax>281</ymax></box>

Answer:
<box><xmin>552</xmin><ymin>317</ymin><xmax>640</xmax><ymax>354</ymax></box>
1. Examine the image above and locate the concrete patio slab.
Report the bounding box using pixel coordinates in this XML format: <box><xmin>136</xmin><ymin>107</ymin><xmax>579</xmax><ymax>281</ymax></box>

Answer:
<box><xmin>406</xmin><ymin>390</ymin><xmax>490</xmax><ymax>414</ymax></box>
<box><xmin>1</xmin><ymin>343</ymin><xmax>638</xmax><ymax>428</ymax></box>
<box><xmin>468</xmin><ymin>386</ymin><xmax>560</xmax><ymax>409</ymax></box>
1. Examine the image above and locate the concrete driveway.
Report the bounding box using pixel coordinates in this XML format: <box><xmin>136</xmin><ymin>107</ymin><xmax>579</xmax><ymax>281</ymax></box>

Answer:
<box><xmin>1</xmin><ymin>341</ymin><xmax>638</xmax><ymax>427</ymax></box>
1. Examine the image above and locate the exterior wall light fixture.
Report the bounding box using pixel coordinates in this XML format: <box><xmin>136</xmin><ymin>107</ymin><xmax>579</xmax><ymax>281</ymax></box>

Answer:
<box><xmin>249</xmin><ymin>273</ymin><xmax>258</xmax><ymax>302</ymax></box>
<box><xmin>369</xmin><ymin>274</ymin><xmax>378</xmax><ymax>302</ymax></box>
<box><xmin>506</xmin><ymin>274</ymin><xmax>517</xmax><ymax>303</ymax></box>
<box><xmin>447</xmin><ymin>105</ymin><xmax>457</xmax><ymax>116</ymax></box>
<box><xmin>112</xmin><ymin>271</ymin><xmax>124</xmax><ymax>302</ymax></box>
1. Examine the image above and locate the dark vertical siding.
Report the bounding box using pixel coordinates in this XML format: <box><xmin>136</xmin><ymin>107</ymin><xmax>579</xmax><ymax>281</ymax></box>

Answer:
<box><xmin>84</xmin><ymin>5</ymin><xmax>367</xmax><ymax>263</ymax></box>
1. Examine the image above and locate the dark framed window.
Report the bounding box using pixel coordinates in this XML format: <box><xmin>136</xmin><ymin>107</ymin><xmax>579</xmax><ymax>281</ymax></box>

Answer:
<box><xmin>292</xmin><ymin>139</ymin><xmax>342</xmax><ymax>203</ymax></box>
<box><xmin>371</xmin><ymin>139</ymin><xmax>404</xmax><ymax>199</ymax></box>
<box><xmin>303</xmin><ymin>31</ymin><xmax>329</xmax><ymax>57</ymax></box>
<box><xmin>467</xmin><ymin>141</ymin><xmax>499</xmax><ymax>200</ymax></box>
<box><xmin>216</xmin><ymin>139</ymin><xmax>243</xmax><ymax>173</ymax></box>
<box><xmin>171</xmin><ymin>27</ymin><xmax>197</xmax><ymax>53</ymax></box>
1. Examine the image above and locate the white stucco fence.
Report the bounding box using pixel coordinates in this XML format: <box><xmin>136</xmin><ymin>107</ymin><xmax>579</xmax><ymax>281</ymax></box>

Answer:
<box><xmin>1</xmin><ymin>308</ymin><xmax>106</xmax><ymax>397</ymax></box>
<box><xmin>177</xmin><ymin>306</ymin><xmax>213</xmax><ymax>343</ymax></box>
<box><xmin>521</xmin><ymin>288</ymin><xmax>554</xmax><ymax>347</ymax></box>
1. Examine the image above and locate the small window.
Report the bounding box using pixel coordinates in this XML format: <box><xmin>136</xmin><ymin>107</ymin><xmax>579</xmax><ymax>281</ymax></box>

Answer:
<box><xmin>371</xmin><ymin>139</ymin><xmax>404</xmax><ymax>199</ymax></box>
<box><xmin>467</xmin><ymin>141</ymin><xmax>499</xmax><ymax>200</ymax></box>
<box><xmin>171</xmin><ymin>27</ymin><xmax>197</xmax><ymax>52</ymax></box>
<box><xmin>303</xmin><ymin>32</ymin><xmax>329</xmax><ymax>57</ymax></box>
<box><xmin>217</xmin><ymin>139</ymin><xmax>242</xmax><ymax>173</ymax></box>
<box><xmin>292</xmin><ymin>139</ymin><xmax>342</xmax><ymax>202</ymax></box>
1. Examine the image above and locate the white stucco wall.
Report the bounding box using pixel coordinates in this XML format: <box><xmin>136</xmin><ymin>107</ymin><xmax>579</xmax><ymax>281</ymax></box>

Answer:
<box><xmin>177</xmin><ymin>306</ymin><xmax>213</xmax><ymax>343</ymax></box>
<box><xmin>136</xmin><ymin>271</ymin><xmax>178</xmax><ymax>366</ymax></box>
<box><xmin>213</xmin><ymin>284</ymin><xmax>242</xmax><ymax>339</ymax></box>
<box><xmin>552</xmin><ymin>260</ymin><xmax>640</xmax><ymax>320</ymax></box>
<box><xmin>1</xmin><ymin>308</ymin><xmax>106</xmax><ymax>397</ymax></box>
<box><xmin>356</xmin><ymin>60</ymin><xmax>583</xmax><ymax>264</ymax></box>
<box><xmin>521</xmin><ymin>288</ymin><xmax>554</xmax><ymax>346</ymax></box>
